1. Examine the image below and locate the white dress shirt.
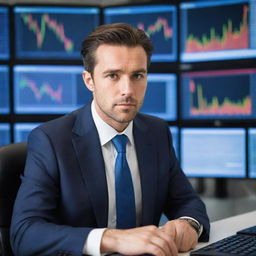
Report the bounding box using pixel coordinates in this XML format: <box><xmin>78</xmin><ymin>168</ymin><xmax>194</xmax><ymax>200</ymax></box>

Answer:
<box><xmin>83</xmin><ymin>101</ymin><xmax>142</xmax><ymax>255</ymax></box>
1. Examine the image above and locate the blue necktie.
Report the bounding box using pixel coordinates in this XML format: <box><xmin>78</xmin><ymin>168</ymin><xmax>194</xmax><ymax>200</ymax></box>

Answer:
<box><xmin>112</xmin><ymin>135</ymin><xmax>136</xmax><ymax>229</ymax></box>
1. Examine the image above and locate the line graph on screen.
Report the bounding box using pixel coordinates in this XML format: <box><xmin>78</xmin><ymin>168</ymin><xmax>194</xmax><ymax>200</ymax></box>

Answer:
<box><xmin>19</xmin><ymin>76</ymin><xmax>63</xmax><ymax>103</ymax></box>
<box><xmin>104</xmin><ymin>6</ymin><xmax>177</xmax><ymax>61</ymax></box>
<box><xmin>20</xmin><ymin>13</ymin><xmax>74</xmax><ymax>52</ymax></box>
<box><xmin>137</xmin><ymin>17</ymin><xmax>173</xmax><ymax>40</ymax></box>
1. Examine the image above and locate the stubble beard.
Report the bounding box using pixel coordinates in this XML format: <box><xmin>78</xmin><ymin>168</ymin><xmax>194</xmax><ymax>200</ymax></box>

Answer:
<box><xmin>99</xmin><ymin>98</ymin><xmax>144</xmax><ymax>125</ymax></box>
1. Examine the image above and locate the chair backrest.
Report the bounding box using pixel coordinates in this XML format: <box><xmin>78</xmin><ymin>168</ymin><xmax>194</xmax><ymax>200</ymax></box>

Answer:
<box><xmin>0</xmin><ymin>142</ymin><xmax>27</xmax><ymax>256</ymax></box>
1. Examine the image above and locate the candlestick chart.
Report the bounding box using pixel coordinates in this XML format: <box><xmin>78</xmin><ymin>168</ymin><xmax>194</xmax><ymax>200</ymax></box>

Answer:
<box><xmin>14</xmin><ymin>7</ymin><xmax>99</xmax><ymax>59</ymax></box>
<box><xmin>181</xmin><ymin>70</ymin><xmax>256</xmax><ymax>120</ymax></box>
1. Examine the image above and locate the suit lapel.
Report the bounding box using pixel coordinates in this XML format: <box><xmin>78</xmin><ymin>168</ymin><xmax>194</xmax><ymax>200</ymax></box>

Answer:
<box><xmin>72</xmin><ymin>105</ymin><xmax>108</xmax><ymax>228</ymax></box>
<box><xmin>133</xmin><ymin>115</ymin><xmax>158</xmax><ymax>226</ymax></box>
<box><xmin>71</xmin><ymin>106</ymin><xmax>159</xmax><ymax>228</ymax></box>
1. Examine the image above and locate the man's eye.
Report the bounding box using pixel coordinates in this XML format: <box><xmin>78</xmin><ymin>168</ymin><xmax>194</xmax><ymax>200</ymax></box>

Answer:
<box><xmin>133</xmin><ymin>74</ymin><xmax>144</xmax><ymax>80</ymax></box>
<box><xmin>107</xmin><ymin>74</ymin><xmax>117</xmax><ymax>79</ymax></box>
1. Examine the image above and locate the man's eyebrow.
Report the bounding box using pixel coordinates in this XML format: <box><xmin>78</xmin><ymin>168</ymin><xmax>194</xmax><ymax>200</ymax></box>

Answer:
<box><xmin>102</xmin><ymin>69</ymin><xmax>147</xmax><ymax>75</ymax></box>
<box><xmin>132</xmin><ymin>69</ymin><xmax>147</xmax><ymax>74</ymax></box>
<box><xmin>102</xmin><ymin>69</ymin><xmax>122</xmax><ymax>75</ymax></box>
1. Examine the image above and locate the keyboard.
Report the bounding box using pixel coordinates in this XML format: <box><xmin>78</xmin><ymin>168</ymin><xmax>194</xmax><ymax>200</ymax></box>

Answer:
<box><xmin>190</xmin><ymin>225</ymin><xmax>256</xmax><ymax>256</ymax></box>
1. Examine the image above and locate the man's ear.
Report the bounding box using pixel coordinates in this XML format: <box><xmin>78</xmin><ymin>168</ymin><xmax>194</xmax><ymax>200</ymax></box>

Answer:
<box><xmin>82</xmin><ymin>70</ymin><xmax>94</xmax><ymax>92</ymax></box>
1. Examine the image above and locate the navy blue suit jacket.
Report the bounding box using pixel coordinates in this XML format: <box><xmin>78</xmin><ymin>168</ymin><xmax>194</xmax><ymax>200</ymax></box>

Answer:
<box><xmin>10</xmin><ymin>104</ymin><xmax>210</xmax><ymax>256</ymax></box>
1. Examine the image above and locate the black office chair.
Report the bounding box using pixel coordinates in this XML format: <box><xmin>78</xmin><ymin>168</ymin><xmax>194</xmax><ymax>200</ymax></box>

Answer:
<box><xmin>0</xmin><ymin>143</ymin><xmax>27</xmax><ymax>256</ymax></box>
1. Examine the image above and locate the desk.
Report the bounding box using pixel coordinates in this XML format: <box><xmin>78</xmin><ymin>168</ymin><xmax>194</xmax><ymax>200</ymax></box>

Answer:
<box><xmin>179</xmin><ymin>210</ymin><xmax>256</xmax><ymax>256</ymax></box>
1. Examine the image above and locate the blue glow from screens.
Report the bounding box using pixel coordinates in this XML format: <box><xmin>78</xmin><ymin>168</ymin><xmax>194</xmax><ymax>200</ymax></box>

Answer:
<box><xmin>249</xmin><ymin>128</ymin><xmax>256</xmax><ymax>178</ymax></box>
<box><xmin>0</xmin><ymin>65</ymin><xmax>10</xmax><ymax>114</ymax></box>
<box><xmin>14</xmin><ymin>6</ymin><xmax>99</xmax><ymax>59</ymax></box>
<box><xmin>104</xmin><ymin>5</ymin><xmax>177</xmax><ymax>62</ymax></box>
<box><xmin>181</xmin><ymin>69</ymin><xmax>256</xmax><ymax>120</ymax></box>
<box><xmin>0</xmin><ymin>7</ymin><xmax>9</xmax><ymax>60</ymax></box>
<box><xmin>14</xmin><ymin>65</ymin><xmax>92</xmax><ymax>114</ymax></box>
<box><xmin>169</xmin><ymin>126</ymin><xmax>179</xmax><ymax>158</ymax></box>
<box><xmin>140</xmin><ymin>74</ymin><xmax>176</xmax><ymax>120</ymax></box>
<box><xmin>14</xmin><ymin>123</ymin><xmax>41</xmax><ymax>143</ymax></box>
<box><xmin>0</xmin><ymin>123</ymin><xmax>10</xmax><ymax>146</ymax></box>
<box><xmin>181</xmin><ymin>128</ymin><xmax>246</xmax><ymax>178</ymax></box>
<box><xmin>180</xmin><ymin>0</ymin><xmax>256</xmax><ymax>62</ymax></box>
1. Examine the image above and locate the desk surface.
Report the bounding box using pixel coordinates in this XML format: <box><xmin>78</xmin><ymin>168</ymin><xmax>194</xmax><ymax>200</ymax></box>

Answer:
<box><xmin>179</xmin><ymin>210</ymin><xmax>256</xmax><ymax>256</ymax></box>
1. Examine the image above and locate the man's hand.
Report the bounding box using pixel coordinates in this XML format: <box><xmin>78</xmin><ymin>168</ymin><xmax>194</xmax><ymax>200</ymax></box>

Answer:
<box><xmin>161</xmin><ymin>219</ymin><xmax>198</xmax><ymax>252</ymax></box>
<box><xmin>100</xmin><ymin>225</ymin><xmax>178</xmax><ymax>256</ymax></box>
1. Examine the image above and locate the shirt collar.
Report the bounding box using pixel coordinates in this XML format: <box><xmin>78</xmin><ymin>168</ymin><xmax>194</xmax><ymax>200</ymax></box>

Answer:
<box><xmin>91</xmin><ymin>100</ymin><xmax>134</xmax><ymax>147</ymax></box>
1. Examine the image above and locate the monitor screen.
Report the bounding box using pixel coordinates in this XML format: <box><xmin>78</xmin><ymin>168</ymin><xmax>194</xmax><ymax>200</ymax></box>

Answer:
<box><xmin>0</xmin><ymin>7</ymin><xmax>9</xmax><ymax>60</ymax></box>
<box><xmin>14</xmin><ymin>65</ymin><xmax>92</xmax><ymax>114</ymax></box>
<box><xmin>0</xmin><ymin>123</ymin><xmax>10</xmax><ymax>146</ymax></box>
<box><xmin>181</xmin><ymin>128</ymin><xmax>246</xmax><ymax>178</ymax></box>
<box><xmin>14</xmin><ymin>123</ymin><xmax>41</xmax><ymax>143</ymax></box>
<box><xmin>180</xmin><ymin>0</ymin><xmax>256</xmax><ymax>62</ymax></box>
<box><xmin>14</xmin><ymin>6</ymin><xmax>100</xmax><ymax>59</ymax></box>
<box><xmin>140</xmin><ymin>73</ymin><xmax>176</xmax><ymax>120</ymax></box>
<box><xmin>181</xmin><ymin>69</ymin><xmax>256</xmax><ymax>120</ymax></box>
<box><xmin>169</xmin><ymin>126</ymin><xmax>179</xmax><ymax>158</ymax></box>
<box><xmin>249</xmin><ymin>128</ymin><xmax>256</xmax><ymax>178</ymax></box>
<box><xmin>0</xmin><ymin>65</ymin><xmax>10</xmax><ymax>114</ymax></box>
<box><xmin>104</xmin><ymin>5</ymin><xmax>177</xmax><ymax>62</ymax></box>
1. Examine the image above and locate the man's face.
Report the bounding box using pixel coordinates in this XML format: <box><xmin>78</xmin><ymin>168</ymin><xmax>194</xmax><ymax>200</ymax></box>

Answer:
<box><xmin>83</xmin><ymin>44</ymin><xmax>148</xmax><ymax>132</ymax></box>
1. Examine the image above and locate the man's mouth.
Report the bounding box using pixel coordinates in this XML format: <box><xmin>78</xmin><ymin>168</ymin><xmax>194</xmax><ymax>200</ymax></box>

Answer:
<box><xmin>116</xmin><ymin>103</ymin><xmax>136</xmax><ymax>107</ymax></box>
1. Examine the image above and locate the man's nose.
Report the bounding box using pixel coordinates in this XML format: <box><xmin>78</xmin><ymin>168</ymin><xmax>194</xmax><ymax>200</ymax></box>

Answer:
<box><xmin>120</xmin><ymin>77</ymin><xmax>134</xmax><ymax>96</ymax></box>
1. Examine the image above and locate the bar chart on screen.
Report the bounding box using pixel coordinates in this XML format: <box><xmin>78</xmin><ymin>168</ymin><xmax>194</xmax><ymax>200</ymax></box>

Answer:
<box><xmin>180</xmin><ymin>0</ymin><xmax>256</xmax><ymax>62</ymax></box>
<box><xmin>181</xmin><ymin>69</ymin><xmax>256</xmax><ymax>120</ymax></box>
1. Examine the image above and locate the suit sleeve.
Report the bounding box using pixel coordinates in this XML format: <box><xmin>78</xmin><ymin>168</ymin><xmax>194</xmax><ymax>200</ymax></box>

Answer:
<box><xmin>164</xmin><ymin>126</ymin><xmax>210</xmax><ymax>242</ymax></box>
<box><xmin>10</xmin><ymin>128</ymin><xmax>91</xmax><ymax>256</ymax></box>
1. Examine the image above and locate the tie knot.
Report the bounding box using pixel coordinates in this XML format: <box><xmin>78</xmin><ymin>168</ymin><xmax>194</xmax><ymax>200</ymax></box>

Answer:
<box><xmin>112</xmin><ymin>135</ymin><xmax>128</xmax><ymax>153</ymax></box>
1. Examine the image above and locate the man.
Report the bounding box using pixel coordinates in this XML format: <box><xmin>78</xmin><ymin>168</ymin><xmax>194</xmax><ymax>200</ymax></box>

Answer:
<box><xmin>11</xmin><ymin>23</ymin><xmax>210</xmax><ymax>256</ymax></box>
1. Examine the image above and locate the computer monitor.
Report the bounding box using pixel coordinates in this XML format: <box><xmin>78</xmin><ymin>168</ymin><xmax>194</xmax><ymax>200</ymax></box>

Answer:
<box><xmin>14</xmin><ymin>6</ymin><xmax>100</xmax><ymax>59</ymax></box>
<box><xmin>140</xmin><ymin>73</ymin><xmax>176</xmax><ymax>120</ymax></box>
<box><xmin>0</xmin><ymin>123</ymin><xmax>10</xmax><ymax>146</ymax></box>
<box><xmin>181</xmin><ymin>128</ymin><xmax>246</xmax><ymax>178</ymax></box>
<box><xmin>169</xmin><ymin>126</ymin><xmax>179</xmax><ymax>158</ymax></box>
<box><xmin>249</xmin><ymin>128</ymin><xmax>256</xmax><ymax>178</ymax></box>
<box><xmin>180</xmin><ymin>0</ymin><xmax>256</xmax><ymax>62</ymax></box>
<box><xmin>104</xmin><ymin>5</ymin><xmax>177</xmax><ymax>62</ymax></box>
<box><xmin>14</xmin><ymin>123</ymin><xmax>41</xmax><ymax>143</ymax></box>
<box><xmin>14</xmin><ymin>65</ymin><xmax>92</xmax><ymax>114</ymax></box>
<box><xmin>0</xmin><ymin>6</ymin><xmax>9</xmax><ymax>60</ymax></box>
<box><xmin>0</xmin><ymin>65</ymin><xmax>9</xmax><ymax>114</ymax></box>
<box><xmin>181</xmin><ymin>69</ymin><xmax>256</xmax><ymax>120</ymax></box>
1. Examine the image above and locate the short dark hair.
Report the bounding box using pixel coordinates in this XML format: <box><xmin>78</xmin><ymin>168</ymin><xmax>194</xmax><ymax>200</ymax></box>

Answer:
<box><xmin>80</xmin><ymin>23</ymin><xmax>154</xmax><ymax>74</ymax></box>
